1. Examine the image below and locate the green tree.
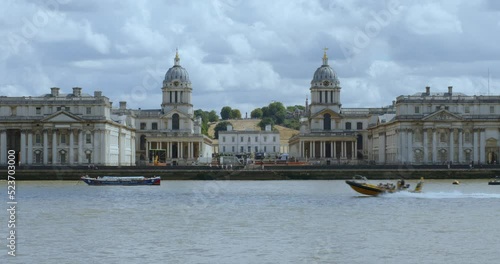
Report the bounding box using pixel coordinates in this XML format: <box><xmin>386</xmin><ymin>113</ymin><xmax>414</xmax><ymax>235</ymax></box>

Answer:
<box><xmin>251</xmin><ymin>108</ymin><xmax>263</xmax><ymax>118</ymax></box>
<box><xmin>214</xmin><ymin>121</ymin><xmax>232</xmax><ymax>139</ymax></box>
<box><xmin>258</xmin><ymin>117</ymin><xmax>275</xmax><ymax>131</ymax></box>
<box><xmin>230</xmin><ymin>109</ymin><xmax>241</xmax><ymax>119</ymax></box>
<box><xmin>220</xmin><ymin>106</ymin><xmax>232</xmax><ymax>120</ymax></box>
<box><xmin>208</xmin><ymin>110</ymin><xmax>219</xmax><ymax>122</ymax></box>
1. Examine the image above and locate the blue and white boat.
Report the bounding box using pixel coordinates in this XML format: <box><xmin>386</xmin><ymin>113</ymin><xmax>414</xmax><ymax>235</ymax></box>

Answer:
<box><xmin>81</xmin><ymin>175</ymin><xmax>161</xmax><ymax>186</ymax></box>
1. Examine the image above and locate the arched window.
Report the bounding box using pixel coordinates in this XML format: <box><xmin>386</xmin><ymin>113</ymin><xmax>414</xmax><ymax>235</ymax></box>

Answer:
<box><xmin>172</xmin><ymin>114</ymin><xmax>180</xmax><ymax>130</ymax></box>
<box><xmin>323</xmin><ymin>114</ymin><xmax>331</xmax><ymax>130</ymax></box>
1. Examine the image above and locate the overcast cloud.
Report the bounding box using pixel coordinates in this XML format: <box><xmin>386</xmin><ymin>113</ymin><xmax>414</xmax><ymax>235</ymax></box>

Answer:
<box><xmin>1</xmin><ymin>0</ymin><xmax>499</xmax><ymax>116</ymax></box>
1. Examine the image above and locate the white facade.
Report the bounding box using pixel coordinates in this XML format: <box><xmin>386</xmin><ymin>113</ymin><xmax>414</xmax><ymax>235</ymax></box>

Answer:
<box><xmin>369</xmin><ymin>86</ymin><xmax>500</xmax><ymax>164</ymax></box>
<box><xmin>219</xmin><ymin>125</ymin><xmax>280</xmax><ymax>156</ymax></box>
<box><xmin>0</xmin><ymin>87</ymin><xmax>136</xmax><ymax>166</ymax></box>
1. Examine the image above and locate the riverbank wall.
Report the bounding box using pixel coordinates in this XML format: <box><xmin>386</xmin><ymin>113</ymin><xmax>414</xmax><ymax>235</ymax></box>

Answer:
<box><xmin>7</xmin><ymin>164</ymin><xmax>500</xmax><ymax>180</ymax></box>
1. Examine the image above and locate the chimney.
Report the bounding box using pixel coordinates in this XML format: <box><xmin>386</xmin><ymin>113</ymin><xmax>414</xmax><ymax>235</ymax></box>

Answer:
<box><xmin>425</xmin><ymin>86</ymin><xmax>430</xmax><ymax>95</ymax></box>
<box><xmin>265</xmin><ymin>124</ymin><xmax>271</xmax><ymax>131</ymax></box>
<box><xmin>94</xmin><ymin>91</ymin><xmax>102</xmax><ymax>97</ymax></box>
<box><xmin>51</xmin><ymin>87</ymin><xmax>60</xmax><ymax>97</ymax></box>
<box><xmin>72</xmin><ymin>87</ymin><xmax>82</xmax><ymax>96</ymax></box>
<box><xmin>448</xmin><ymin>86</ymin><xmax>453</xmax><ymax>95</ymax></box>
<box><xmin>226</xmin><ymin>125</ymin><xmax>233</xmax><ymax>131</ymax></box>
<box><xmin>119</xmin><ymin>101</ymin><xmax>127</xmax><ymax>110</ymax></box>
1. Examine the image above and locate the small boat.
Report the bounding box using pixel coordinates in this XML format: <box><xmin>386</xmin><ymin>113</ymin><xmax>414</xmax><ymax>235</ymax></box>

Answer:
<box><xmin>488</xmin><ymin>176</ymin><xmax>500</xmax><ymax>185</ymax></box>
<box><xmin>345</xmin><ymin>175</ymin><xmax>424</xmax><ymax>196</ymax></box>
<box><xmin>452</xmin><ymin>180</ymin><xmax>460</xmax><ymax>185</ymax></box>
<box><xmin>81</xmin><ymin>175</ymin><xmax>161</xmax><ymax>186</ymax></box>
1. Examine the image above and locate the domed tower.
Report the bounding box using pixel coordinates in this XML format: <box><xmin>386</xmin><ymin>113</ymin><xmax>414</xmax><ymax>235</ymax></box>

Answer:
<box><xmin>309</xmin><ymin>49</ymin><xmax>341</xmax><ymax>115</ymax></box>
<box><xmin>161</xmin><ymin>49</ymin><xmax>193</xmax><ymax>117</ymax></box>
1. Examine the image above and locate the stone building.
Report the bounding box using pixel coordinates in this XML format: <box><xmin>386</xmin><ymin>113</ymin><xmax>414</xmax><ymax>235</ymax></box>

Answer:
<box><xmin>131</xmin><ymin>50</ymin><xmax>213</xmax><ymax>165</ymax></box>
<box><xmin>368</xmin><ymin>86</ymin><xmax>500</xmax><ymax>165</ymax></box>
<box><xmin>218</xmin><ymin>124</ymin><xmax>280</xmax><ymax>157</ymax></box>
<box><xmin>288</xmin><ymin>50</ymin><xmax>393</xmax><ymax>163</ymax></box>
<box><xmin>0</xmin><ymin>87</ymin><xmax>135</xmax><ymax>166</ymax></box>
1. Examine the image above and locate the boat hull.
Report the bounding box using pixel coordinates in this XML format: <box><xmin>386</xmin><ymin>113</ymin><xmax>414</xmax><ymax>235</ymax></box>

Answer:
<box><xmin>345</xmin><ymin>180</ymin><xmax>386</xmax><ymax>196</ymax></box>
<box><xmin>488</xmin><ymin>181</ymin><xmax>500</xmax><ymax>185</ymax></box>
<box><xmin>81</xmin><ymin>176</ymin><xmax>161</xmax><ymax>186</ymax></box>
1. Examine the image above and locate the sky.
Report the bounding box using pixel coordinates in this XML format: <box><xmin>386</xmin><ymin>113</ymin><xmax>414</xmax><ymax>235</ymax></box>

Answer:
<box><xmin>1</xmin><ymin>0</ymin><xmax>500</xmax><ymax>117</ymax></box>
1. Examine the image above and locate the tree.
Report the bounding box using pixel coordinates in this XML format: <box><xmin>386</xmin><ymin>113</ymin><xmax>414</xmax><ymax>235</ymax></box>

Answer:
<box><xmin>230</xmin><ymin>109</ymin><xmax>241</xmax><ymax>119</ymax></box>
<box><xmin>258</xmin><ymin>117</ymin><xmax>275</xmax><ymax>131</ymax></box>
<box><xmin>220</xmin><ymin>106</ymin><xmax>232</xmax><ymax>120</ymax></box>
<box><xmin>208</xmin><ymin>110</ymin><xmax>219</xmax><ymax>122</ymax></box>
<box><xmin>251</xmin><ymin>108</ymin><xmax>263</xmax><ymax>118</ymax></box>
<box><xmin>214</xmin><ymin>121</ymin><xmax>232</xmax><ymax>139</ymax></box>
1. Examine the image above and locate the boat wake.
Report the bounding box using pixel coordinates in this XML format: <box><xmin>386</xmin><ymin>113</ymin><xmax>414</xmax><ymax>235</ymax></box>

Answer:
<box><xmin>385</xmin><ymin>191</ymin><xmax>500</xmax><ymax>199</ymax></box>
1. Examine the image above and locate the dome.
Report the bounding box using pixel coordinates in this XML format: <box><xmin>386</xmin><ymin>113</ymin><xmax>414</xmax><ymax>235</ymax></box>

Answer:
<box><xmin>311</xmin><ymin>51</ymin><xmax>340</xmax><ymax>86</ymax></box>
<box><xmin>164</xmin><ymin>50</ymin><xmax>191</xmax><ymax>83</ymax></box>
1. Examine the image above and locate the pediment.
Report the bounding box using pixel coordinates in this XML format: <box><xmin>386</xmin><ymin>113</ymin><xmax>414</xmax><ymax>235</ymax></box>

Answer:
<box><xmin>41</xmin><ymin>111</ymin><xmax>83</xmax><ymax>123</ymax></box>
<box><xmin>422</xmin><ymin>110</ymin><xmax>462</xmax><ymax>121</ymax></box>
<box><xmin>161</xmin><ymin>109</ymin><xmax>191</xmax><ymax>119</ymax></box>
<box><xmin>311</xmin><ymin>109</ymin><xmax>342</xmax><ymax>119</ymax></box>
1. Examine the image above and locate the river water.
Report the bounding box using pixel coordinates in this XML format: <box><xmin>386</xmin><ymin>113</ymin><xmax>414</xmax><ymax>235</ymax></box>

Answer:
<box><xmin>1</xmin><ymin>178</ymin><xmax>500</xmax><ymax>263</ymax></box>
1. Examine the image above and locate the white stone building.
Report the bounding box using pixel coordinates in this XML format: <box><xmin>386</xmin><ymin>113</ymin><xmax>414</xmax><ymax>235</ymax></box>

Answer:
<box><xmin>288</xmin><ymin>51</ymin><xmax>393</xmax><ymax>163</ymax></box>
<box><xmin>130</xmin><ymin>51</ymin><xmax>213</xmax><ymax>165</ymax></box>
<box><xmin>368</xmin><ymin>86</ymin><xmax>500</xmax><ymax>165</ymax></box>
<box><xmin>0</xmin><ymin>87</ymin><xmax>136</xmax><ymax>166</ymax></box>
<box><xmin>218</xmin><ymin>124</ymin><xmax>280</xmax><ymax>157</ymax></box>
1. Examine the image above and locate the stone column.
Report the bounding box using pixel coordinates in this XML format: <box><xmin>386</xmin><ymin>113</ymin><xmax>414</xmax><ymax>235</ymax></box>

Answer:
<box><xmin>449</xmin><ymin>128</ymin><xmax>454</xmax><ymax>163</ymax></box>
<box><xmin>480</xmin><ymin>129</ymin><xmax>486</xmax><ymax>163</ymax></box>
<box><xmin>379</xmin><ymin>132</ymin><xmax>386</xmax><ymax>164</ymax></box>
<box><xmin>354</xmin><ymin>139</ymin><xmax>357</xmax><ymax>159</ymax></box>
<box><xmin>69</xmin><ymin>129</ymin><xmax>74</xmax><ymax>164</ymax></box>
<box><xmin>43</xmin><ymin>130</ymin><xmax>48</xmax><ymax>165</ymax></box>
<box><xmin>27</xmin><ymin>131</ymin><xmax>33</xmax><ymax>165</ymax></box>
<box><xmin>78</xmin><ymin>130</ymin><xmax>84</xmax><ymax>164</ymax></box>
<box><xmin>333</xmin><ymin>141</ymin><xmax>336</xmax><ymax>159</ymax></box>
<box><xmin>458</xmin><ymin>129</ymin><xmax>463</xmax><ymax>163</ymax></box>
<box><xmin>473</xmin><ymin>129</ymin><xmax>479</xmax><ymax>163</ymax></box>
<box><xmin>93</xmin><ymin>130</ymin><xmax>100</xmax><ymax>164</ymax></box>
<box><xmin>101</xmin><ymin>130</ymin><xmax>107</xmax><ymax>165</ymax></box>
<box><xmin>432</xmin><ymin>129</ymin><xmax>437</xmax><ymax>163</ymax></box>
<box><xmin>52</xmin><ymin>130</ymin><xmax>57</xmax><ymax>164</ymax></box>
<box><xmin>423</xmin><ymin>129</ymin><xmax>428</xmax><ymax>163</ymax></box>
<box><xmin>0</xmin><ymin>130</ymin><xmax>6</xmax><ymax>165</ymax></box>
<box><xmin>408</xmin><ymin>129</ymin><xmax>413</xmax><ymax>163</ymax></box>
<box><xmin>20</xmin><ymin>130</ymin><xmax>26</xmax><ymax>165</ymax></box>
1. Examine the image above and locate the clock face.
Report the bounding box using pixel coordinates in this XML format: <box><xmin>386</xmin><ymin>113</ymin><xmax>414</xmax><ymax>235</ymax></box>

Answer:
<box><xmin>323</xmin><ymin>81</ymin><xmax>329</xmax><ymax>86</ymax></box>
<box><xmin>174</xmin><ymin>81</ymin><xmax>179</xmax><ymax>86</ymax></box>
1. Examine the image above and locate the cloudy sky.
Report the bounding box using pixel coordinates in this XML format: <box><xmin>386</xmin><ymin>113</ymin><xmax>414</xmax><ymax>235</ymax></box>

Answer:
<box><xmin>1</xmin><ymin>0</ymin><xmax>500</xmax><ymax>117</ymax></box>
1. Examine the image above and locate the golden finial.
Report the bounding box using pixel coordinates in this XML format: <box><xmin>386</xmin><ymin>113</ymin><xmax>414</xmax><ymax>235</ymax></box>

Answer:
<box><xmin>322</xmin><ymin>47</ymin><xmax>329</xmax><ymax>65</ymax></box>
<box><xmin>174</xmin><ymin>48</ymin><xmax>180</xmax><ymax>65</ymax></box>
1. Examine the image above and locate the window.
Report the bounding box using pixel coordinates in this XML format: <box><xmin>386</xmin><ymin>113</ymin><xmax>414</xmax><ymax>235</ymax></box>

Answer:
<box><xmin>273</xmin><ymin>146</ymin><xmax>276</xmax><ymax>152</ymax></box>
<box><xmin>248</xmin><ymin>137</ymin><xmax>251</xmax><ymax>142</ymax></box>
<box><xmin>222</xmin><ymin>146</ymin><xmax>226</xmax><ymax>152</ymax></box>
<box><xmin>435</xmin><ymin>106</ymin><xmax>440</xmax><ymax>111</ymax></box>
<box><xmin>323</xmin><ymin>113</ymin><xmax>331</xmax><ymax>130</ymax></box>
<box><xmin>86</xmin><ymin>107</ymin><xmax>92</xmax><ymax>115</ymax></box>
<box><xmin>273</xmin><ymin>136</ymin><xmax>276</xmax><ymax>142</ymax></box>
<box><xmin>444</xmin><ymin>106</ymin><xmax>449</xmax><ymax>110</ymax></box>
<box><xmin>255</xmin><ymin>136</ymin><xmax>258</xmax><ymax>142</ymax></box>
<box><xmin>232</xmin><ymin>146</ymin><xmax>235</xmax><ymax>152</ymax></box>
<box><xmin>264</xmin><ymin>136</ymin><xmax>267</xmax><ymax>142</ymax></box>
<box><xmin>140</xmin><ymin>123</ymin><xmax>146</xmax><ymax>130</ymax></box>
<box><xmin>65</xmin><ymin>107</ymin><xmax>70</xmax><ymax>111</ymax></box>
<box><xmin>248</xmin><ymin>146</ymin><xmax>251</xmax><ymax>153</ymax></box>
<box><xmin>345</xmin><ymin>122</ymin><xmax>351</xmax><ymax>130</ymax></box>
<box><xmin>464</xmin><ymin>106</ymin><xmax>470</xmax><ymax>114</ymax></box>
<box><xmin>222</xmin><ymin>136</ymin><xmax>226</xmax><ymax>143</ymax></box>
<box><xmin>35</xmin><ymin>134</ymin><xmax>41</xmax><ymax>144</ymax></box>
<box><xmin>172</xmin><ymin>114</ymin><xmax>180</xmax><ymax>130</ymax></box>
<box><xmin>86</xmin><ymin>134</ymin><xmax>92</xmax><ymax>144</ymax></box>
<box><xmin>240</xmin><ymin>146</ymin><xmax>244</xmax><ymax>152</ymax></box>
<box><xmin>57</xmin><ymin>106</ymin><xmax>62</xmax><ymax>111</ymax></box>
<box><xmin>232</xmin><ymin>136</ymin><xmax>235</xmax><ymax>142</ymax></box>
<box><xmin>152</xmin><ymin>122</ymin><xmax>158</xmax><ymax>130</ymax></box>
<box><xmin>36</xmin><ymin>107</ymin><xmax>41</xmax><ymax>115</ymax></box>
<box><xmin>264</xmin><ymin>146</ymin><xmax>267</xmax><ymax>152</ymax></box>
<box><xmin>254</xmin><ymin>146</ymin><xmax>258</xmax><ymax>152</ymax></box>
<box><xmin>414</xmin><ymin>106</ymin><xmax>420</xmax><ymax>114</ymax></box>
<box><xmin>356</xmin><ymin>122</ymin><xmax>363</xmax><ymax>130</ymax></box>
<box><xmin>240</xmin><ymin>137</ymin><xmax>244</xmax><ymax>142</ymax></box>
<box><xmin>35</xmin><ymin>151</ymin><xmax>42</xmax><ymax>164</ymax></box>
<box><xmin>490</xmin><ymin>106</ymin><xmax>495</xmax><ymax>114</ymax></box>
<box><xmin>464</xmin><ymin>132</ymin><xmax>471</xmax><ymax>143</ymax></box>
<box><xmin>60</xmin><ymin>134</ymin><xmax>67</xmax><ymax>144</ymax></box>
